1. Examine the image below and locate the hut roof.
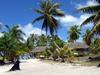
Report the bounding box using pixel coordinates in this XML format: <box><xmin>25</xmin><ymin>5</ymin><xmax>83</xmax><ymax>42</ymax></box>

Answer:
<box><xmin>31</xmin><ymin>46</ymin><xmax>46</xmax><ymax>53</ymax></box>
<box><xmin>68</xmin><ymin>42</ymin><xmax>89</xmax><ymax>49</ymax></box>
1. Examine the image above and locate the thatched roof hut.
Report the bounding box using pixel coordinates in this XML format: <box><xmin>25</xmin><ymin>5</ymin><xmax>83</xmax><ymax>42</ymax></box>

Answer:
<box><xmin>31</xmin><ymin>46</ymin><xmax>46</xmax><ymax>53</ymax></box>
<box><xmin>68</xmin><ymin>42</ymin><xmax>89</xmax><ymax>56</ymax></box>
<box><xmin>68</xmin><ymin>42</ymin><xmax>89</xmax><ymax>49</ymax></box>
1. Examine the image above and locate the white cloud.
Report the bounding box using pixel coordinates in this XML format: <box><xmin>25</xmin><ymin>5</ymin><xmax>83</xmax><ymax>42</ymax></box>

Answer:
<box><xmin>57</xmin><ymin>14</ymin><xmax>91</xmax><ymax>27</ymax></box>
<box><xmin>86</xmin><ymin>0</ymin><xmax>98</xmax><ymax>6</ymax></box>
<box><xmin>59</xmin><ymin>15</ymin><xmax>78</xmax><ymax>23</ymax></box>
<box><xmin>56</xmin><ymin>14</ymin><xmax>79</xmax><ymax>27</ymax></box>
<box><xmin>76</xmin><ymin>0</ymin><xmax>98</xmax><ymax>9</ymax></box>
<box><xmin>19</xmin><ymin>23</ymin><xmax>46</xmax><ymax>40</ymax></box>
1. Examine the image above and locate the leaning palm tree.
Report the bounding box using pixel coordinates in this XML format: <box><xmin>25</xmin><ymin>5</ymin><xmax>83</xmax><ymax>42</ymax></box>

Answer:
<box><xmin>68</xmin><ymin>25</ymin><xmax>81</xmax><ymax>43</ymax></box>
<box><xmin>78</xmin><ymin>0</ymin><xmax>100</xmax><ymax>37</ymax></box>
<box><xmin>32</xmin><ymin>0</ymin><xmax>64</xmax><ymax>35</ymax></box>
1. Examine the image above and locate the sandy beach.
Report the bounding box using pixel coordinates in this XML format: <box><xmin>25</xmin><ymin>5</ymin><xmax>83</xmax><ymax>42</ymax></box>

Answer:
<box><xmin>0</xmin><ymin>59</ymin><xmax>100</xmax><ymax>75</ymax></box>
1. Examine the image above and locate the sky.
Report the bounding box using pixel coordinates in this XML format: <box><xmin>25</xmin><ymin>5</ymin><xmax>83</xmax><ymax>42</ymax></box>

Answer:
<box><xmin>0</xmin><ymin>0</ymin><xmax>98</xmax><ymax>41</ymax></box>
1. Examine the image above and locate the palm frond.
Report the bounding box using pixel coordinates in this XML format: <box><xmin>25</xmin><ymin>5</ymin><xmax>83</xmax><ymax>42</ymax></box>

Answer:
<box><xmin>40</xmin><ymin>0</ymin><xmax>47</xmax><ymax>10</ymax></box>
<box><xmin>53</xmin><ymin>3</ymin><xmax>61</xmax><ymax>8</ymax></box>
<box><xmin>47</xmin><ymin>15</ymin><xmax>58</xmax><ymax>35</ymax></box>
<box><xmin>49</xmin><ymin>3</ymin><xmax>61</xmax><ymax>12</ymax></box>
<box><xmin>51</xmin><ymin>17</ymin><xmax>59</xmax><ymax>33</ymax></box>
<box><xmin>52</xmin><ymin>9</ymin><xmax>65</xmax><ymax>16</ymax></box>
<box><xmin>34</xmin><ymin>9</ymin><xmax>44</xmax><ymax>14</ymax></box>
<box><xmin>42</xmin><ymin>19</ymin><xmax>48</xmax><ymax>33</ymax></box>
<box><xmin>81</xmin><ymin>14</ymin><xmax>96</xmax><ymax>25</ymax></box>
<box><xmin>78</xmin><ymin>5</ymin><xmax>100</xmax><ymax>13</ymax></box>
<box><xmin>32</xmin><ymin>16</ymin><xmax>44</xmax><ymax>24</ymax></box>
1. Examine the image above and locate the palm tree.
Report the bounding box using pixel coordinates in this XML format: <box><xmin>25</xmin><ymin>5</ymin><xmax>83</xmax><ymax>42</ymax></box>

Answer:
<box><xmin>0</xmin><ymin>32</ymin><xmax>10</xmax><ymax>63</ymax></box>
<box><xmin>4</xmin><ymin>25</ymin><xmax>25</xmax><ymax>42</ymax></box>
<box><xmin>68</xmin><ymin>25</ymin><xmax>81</xmax><ymax>42</ymax></box>
<box><xmin>0</xmin><ymin>25</ymin><xmax>29</xmax><ymax>70</ymax></box>
<box><xmin>78</xmin><ymin>0</ymin><xmax>100</xmax><ymax>36</ymax></box>
<box><xmin>26</xmin><ymin>34</ymin><xmax>35</xmax><ymax>49</ymax></box>
<box><xmin>10</xmin><ymin>25</ymin><xmax>25</xmax><ymax>42</ymax></box>
<box><xmin>52</xmin><ymin>35</ymin><xmax>64</xmax><ymax>47</ymax></box>
<box><xmin>90</xmin><ymin>38</ymin><xmax>100</xmax><ymax>54</ymax></box>
<box><xmin>2</xmin><ymin>25</ymin><xmax>26</xmax><ymax>71</ymax></box>
<box><xmin>0</xmin><ymin>31</ymin><xmax>18</xmax><ymax>63</ymax></box>
<box><xmin>38</xmin><ymin>34</ymin><xmax>47</xmax><ymax>46</ymax></box>
<box><xmin>83</xmin><ymin>29</ymin><xmax>92</xmax><ymax>45</ymax></box>
<box><xmin>33</xmin><ymin>0</ymin><xmax>64</xmax><ymax>35</ymax></box>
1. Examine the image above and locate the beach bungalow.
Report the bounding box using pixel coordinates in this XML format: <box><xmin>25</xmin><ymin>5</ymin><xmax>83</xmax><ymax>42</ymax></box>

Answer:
<box><xmin>31</xmin><ymin>46</ymin><xmax>46</xmax><ymax>53</ymax></box>
<box><xmin>31</xmin><ymin>46</ymin><xmax>47</xmax><ymax>58</ymax></box>
<box><xmin>68</xmin><ymin>42</ymin><xmax>90</xmax><ymax>56</ymax></box>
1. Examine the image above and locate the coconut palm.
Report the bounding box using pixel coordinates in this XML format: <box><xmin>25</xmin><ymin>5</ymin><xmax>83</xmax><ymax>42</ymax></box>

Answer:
<box><xmin>0</xmin><ymin>25</ymin><xmax>28</xmax><ymax>70</ymax></box>
<box><xmin>26</xmin><ymin>34</ymin><xmax>35</xmax><ymax>49</ymax></box>
<box><xmin>4</xmin><ymin>25</ymin><xmax>25</xmax><ymax>42</ymax></box>
<box><xmin>0</xmin><ymin>31</ymin><xmax>18</xmax><ymax>62</ymax></box>
<box><xmin>78</xmin><ymin>0</ymin><xmax>100</xmax><ymax>36</ymax></box>
<box><xmin>83</xmin><ymin>29</ymin><xmax>92</xmax><ymax>45</ymax></box>
<box><xmin>9</xmin><ymin>25</ymin><xmax>25</xmax><ymax>42</ymax></box>
<box><xmin>52</xmin><ymin>35</ymin><xmax>64</xmax><ymax>47</ymax></box>
<box><xmin>3</xmin><ymin>25</ymin><xmax>26</xmax><ymax>60</ymax></box>
<box><xmin>90</xmin><ymin>38</ymin><xmax>100</xmax><ymax>54</ymax></box>
<box><xmin>38</xmin><ymin>34</ymin><xmax>47</xmax><ymax>46</ymax></box>
<box><xmin>8</xmin><ymin>26</ymin><xmax>27</xmax><ymax>71</ymax></box>
<box><xmin>33</xmin><ymin>0</ymin><xmax>64</xmax><ymax>35</ymax></box>
<box><xmin>68</xmin><ymin>25</ymin><xmax>81</xmax><ymax>42</ymax></box>
<box><xmin>0</xmin><ymin>32</ymin><xmax>11</xmax><ymax>63</ymax></box>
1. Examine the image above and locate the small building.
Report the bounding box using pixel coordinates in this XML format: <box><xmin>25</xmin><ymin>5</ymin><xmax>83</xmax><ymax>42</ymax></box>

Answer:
<box><xmin>68</xmin><ymin>42</ymin><xmax>90</xmax><ymax>56</ymax></box>
<box><xmin>31</xmin><ymin>46</ymin><xmax>47</xmax><ymax>58</ymax></box>
<box><xmin>31</xmin><ymin>46</ymin><xmax>47</xmax><ymax>53</ymax></box>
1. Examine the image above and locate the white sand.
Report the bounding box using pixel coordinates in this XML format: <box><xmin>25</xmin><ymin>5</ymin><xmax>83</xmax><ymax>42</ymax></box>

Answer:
<box><xmin>0</xmin><ymin>59</ymin><xmax>100</xmax><ymax>75</ymax></box>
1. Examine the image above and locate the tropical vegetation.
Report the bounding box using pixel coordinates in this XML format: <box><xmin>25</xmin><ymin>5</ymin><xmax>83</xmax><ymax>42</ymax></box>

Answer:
<box><xmin>68</xmin><ymin>25</ymin><xmax>81</xmax><ymax>43</ymax></box>
<box><xmin>0</xmin><ymin>0</ymin><xmax>99</xmax><ymax>67</ymax></box>
<box><xmin>79</xmin><ymin>0</ymin><xmax>100</xmax><ymax>45</ymax></box>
